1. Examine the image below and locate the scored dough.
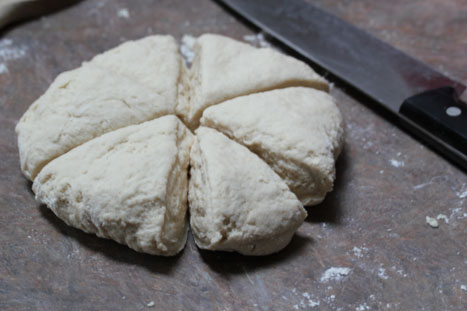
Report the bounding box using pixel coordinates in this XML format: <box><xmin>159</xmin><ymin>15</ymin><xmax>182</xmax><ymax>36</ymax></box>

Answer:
<box><xmin>201</xmin><ymin>87</ymin><xmax>344</xmax><ymax>206</ymax></box>
<box><xmin>17</xmin><ymin>33</ymin><xmax>344</xmax><ymax>256</ymax></box>
<box><xmin>16</xmin><ymin>64</ymin><xmax>172</xmax><ymax>181</ymax></box>
<box><xmin>177</xmin><ymin>33</ymin><xmax>329</xmax><ymax>129</ymax></box>
<box><xmin>189</xmin><ymin>127</ymin><xmax>307</xmax><ymax>255</ymax></box>
<box><xmin>33</xmin><ymin>116</ymin><xmax>193</xmax><ymax>256</ymax></box>
<box><xmin>89</xmin><ymin>35</ymin><xmax>181</xmax><ymax>105</ymax></box>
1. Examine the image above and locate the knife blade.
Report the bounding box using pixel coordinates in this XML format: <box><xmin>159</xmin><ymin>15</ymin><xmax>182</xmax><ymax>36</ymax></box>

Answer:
<box><xmin>217</xmin><ymin>0</ymin><xmax>467</xmax><ymax>171</ymax></box>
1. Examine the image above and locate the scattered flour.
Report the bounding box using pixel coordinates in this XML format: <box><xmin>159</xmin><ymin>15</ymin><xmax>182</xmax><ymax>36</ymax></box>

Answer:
<box><xmin>146</xmin><ymin>301</ymin><xmax>155</xmax><ymax>307</ymax></box>
<box><xmin>307</xmin><ymin>300</ymin><xmax>320</xmax><ymax>307</ymax></box>
<box><xmin>0</xmin><ymin>38</ymin><xmax>28</xmax><ymax>74</ymax></box>
<box><xmin>352</xmin><ymin>246</ymin><xmax>363</xmax><ymax>257</ymax></box>
<box><xmin>180</xmin><ymin>35</ymin><xmax>196</xmax><ymax>64</ymax></box>
<box><xmin>377</xmin><ymin>268</ymin><xmax>388</xmax><ymax>280</ymax></box>
<box><xmin>426</xmin><ymin>216</ymin><xmax>439</xmax><ymax>228</ymax></box>
<box><xmin>320</xmin><ymin>267</ymin><xmax>351</xmax><ymax>283</ymax></box>
<box><xmin>413</xmin><ymin>181</ymin><xmax>430</xmax><ymax>190</ymax></box>
<box><xmin>459</xmin><ymin>190</ymin><xmax>467</xmax><ymax>199</ymax></box>
<box><xmin>351</xmin><ymin>246</ymin><xmax>368</xmax><ymax>258</ymax></box>
<box><xmin>391</xmin><ymin>266</ymin><xmax>408</xmax><ymax>278</ymax></box>
<box><xmin>243</xmin><ymin>32</ymin><xmax>271</xmax><ymax>48</ymax></box>
<box><xmin>450</xmin><ymin>207</ymin><xmax>465</xmax><ymax>220</ymax></box>
<box><xmin>413</xmin><ymin>175</ymin><xmax>448</xmax><ymax>190</ymax></box>
<box><xmin>117</xmin><ymin>8</ymin><xmax>130</xmax><ymax>19</ymax></box>
<box><xmin>436</xmin><ymin>214</ymin><xmax>449</xmax><ymax>224</ymax></box>
<box><xmin>0</xmin><ymin>39</ymin><xmax>27</xmax><ymax>60</ymax></box>
<box><xmin>356</xmin><ymin>303</ymin><xmax>370</xmax><ymax>311</ymax></box>
<box><xmin>324</xmin><ymin>295</ymin><xmax>335</xmax><ymax>303</ymax></box>
<box><xmin>0</xmin><ymin>63</ymin><xmax>7</xmax><ymax>74</ymax></box>
<box><xmin>390</xmin><ymin>159</ymin><xmax>404</xmax><ymax>168</ymax></box>
<box><xmin>301</xmin><ymin>292</ymin><xmax>320</xmax><ymax>307</ymax></box>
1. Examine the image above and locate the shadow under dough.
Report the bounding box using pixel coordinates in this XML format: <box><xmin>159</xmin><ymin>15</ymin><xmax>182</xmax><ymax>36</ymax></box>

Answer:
<box><xmin>198</xmin><ymin>233</ymin><xmax>312</xmax><ymax>275</ymax></box>
<box><xmin>305</xmin><ymin>145</ymin><xmax>349</xmax><ymax>224</ymax></box>
<box><xmin>39</xmin><ymin>204</ymin><xmax>182</xmax><ymax>275</ymax></box>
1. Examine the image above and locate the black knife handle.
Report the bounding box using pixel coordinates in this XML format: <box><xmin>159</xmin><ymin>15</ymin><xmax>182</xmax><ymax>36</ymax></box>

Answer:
<box><xmin>400</xmin><ymin>87</ymin><xmax>467</xmax><ymax>156</ymax></box>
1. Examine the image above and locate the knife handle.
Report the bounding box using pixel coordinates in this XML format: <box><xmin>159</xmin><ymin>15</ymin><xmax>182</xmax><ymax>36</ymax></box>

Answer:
<box><xmin>400</xmin><ymin>87</ymin><xmax>467</xmax><ymax>156</ymax></box>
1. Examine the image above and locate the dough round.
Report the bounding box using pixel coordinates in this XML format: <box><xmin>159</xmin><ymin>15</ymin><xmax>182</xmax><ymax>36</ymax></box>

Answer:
<box><xmin>16</xmin><ymin>34</ymin><xmax>344</xmax><ymax>256</ymax></box>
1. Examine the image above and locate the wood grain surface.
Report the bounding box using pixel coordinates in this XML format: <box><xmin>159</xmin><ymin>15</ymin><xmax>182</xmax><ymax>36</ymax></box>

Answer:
<box><xmin>1</xmin><ymin>0</ymin><xmax>466</xmax><ymax>310</ymax></box>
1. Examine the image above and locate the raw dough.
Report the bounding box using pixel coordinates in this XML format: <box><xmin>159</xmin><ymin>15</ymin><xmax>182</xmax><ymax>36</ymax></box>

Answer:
<box><xmin>17</xmin><ymin>34</ymin><xmax>344</xmax><ymax>256</ymax></box>
<box><xmin>177</xmin><ymin>33</ymin><xmax>329</xmax><ymax>129</ymax></box>
<box><xmin>33</xmin><ymin>116</ymin><xmax>193</xmax><ymax>256</ymax></box>
<box><xmin>189</xmin><ymin>127</ymin><xmax>307</xmax><ymax>255</ymax></box>
<box><xmin>201</xmin><ymin>87</ymin><xmax>344</xmax><ymax>206</ymax></box>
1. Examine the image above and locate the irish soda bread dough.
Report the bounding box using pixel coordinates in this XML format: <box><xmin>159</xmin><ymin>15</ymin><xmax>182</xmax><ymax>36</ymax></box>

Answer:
<box><xmin>16</xmin><ymin>34</ymin><xmax>344</xmax><ymax>256</ymax></box>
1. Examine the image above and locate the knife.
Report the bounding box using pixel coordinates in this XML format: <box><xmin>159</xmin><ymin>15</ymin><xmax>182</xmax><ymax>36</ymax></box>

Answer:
<box><xmin>216</xmin><ymin>0</ymin><xmax>467</xmax><ymax>171</ymax></box>
<box><xmin>0</xmin><ymin>0</ymin><xmax>81</xmax><ymax>30</ymax></box>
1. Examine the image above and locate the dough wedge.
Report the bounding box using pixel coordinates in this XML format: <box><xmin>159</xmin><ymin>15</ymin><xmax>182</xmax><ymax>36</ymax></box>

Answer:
<box><xmin>33</xmin><ymin>116</ymin><xmax>193</xmax><ymax>256</ymax></box>
<box><xmin>189</xmin><ymin>127</ymin><xmax>307</xmax><ymax>255</ymax></box>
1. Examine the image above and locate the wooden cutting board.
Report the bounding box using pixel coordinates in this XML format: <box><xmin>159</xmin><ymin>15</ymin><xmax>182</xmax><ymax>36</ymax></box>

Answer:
<box><xmin>1</xmin><ymin>0</ymin><xmax>466</xmax><ymax>310</ymax></box>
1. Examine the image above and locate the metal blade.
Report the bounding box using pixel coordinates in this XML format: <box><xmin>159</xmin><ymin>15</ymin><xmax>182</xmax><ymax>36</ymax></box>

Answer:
<box><xmin>218</xmin><ymin>0</ymin><xmax>465</xmax><ymax>113</ymax></box>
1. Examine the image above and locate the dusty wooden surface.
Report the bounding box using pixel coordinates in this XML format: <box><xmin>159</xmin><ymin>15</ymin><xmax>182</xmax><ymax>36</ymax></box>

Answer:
<box><xmin>1</xmin><ymin>0</ymin><xmax>466</xmax><ymax>310</ymax></box>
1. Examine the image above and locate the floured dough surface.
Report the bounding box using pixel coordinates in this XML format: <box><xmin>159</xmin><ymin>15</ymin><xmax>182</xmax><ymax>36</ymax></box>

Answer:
<box><xmin>189</xmin><ymin>127</ymin><xmax>307</xmax><ymax>255</ymax></box>
<box><xmin>201</xmin><ymin>87</ymin><xmax>344</xmax><ymax>206</ymax></box>
<box><xmin>33</xmin><ymin>116</ymin><xmax>193</xmax><ymax>256</ymax></box>
<box><xmin>177</xmin><ymin>33</ymin><xmax>329</xmax><ymax>129</ymax></box>
<box><xmin>89</xmin><ymin>35</ymin><xmax>181</xmax><ymax>105</ymax></box>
